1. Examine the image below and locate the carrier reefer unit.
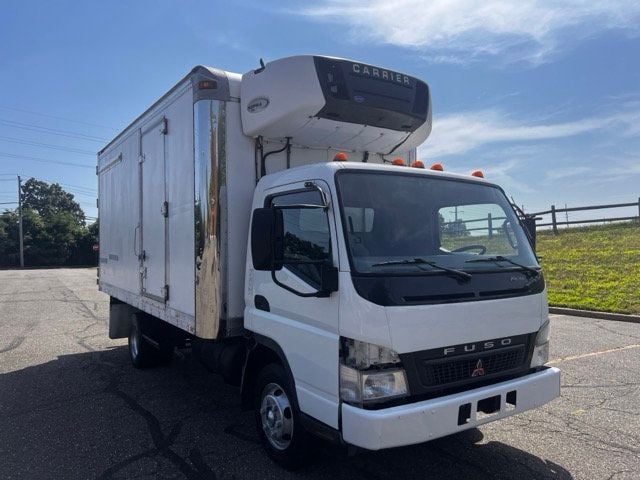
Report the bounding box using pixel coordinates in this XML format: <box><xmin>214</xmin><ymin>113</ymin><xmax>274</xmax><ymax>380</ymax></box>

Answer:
<box><xmin>98</xmin><ymin>55</ymin><xmax>559</xmax><ymax>469</ymax></box>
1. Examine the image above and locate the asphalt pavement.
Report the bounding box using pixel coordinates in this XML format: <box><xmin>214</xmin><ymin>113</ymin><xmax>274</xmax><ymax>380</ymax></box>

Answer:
<box><xmin>0</xmin><ymin>268</ymin><xmax>638</xmax><ymax>480</ymax></box>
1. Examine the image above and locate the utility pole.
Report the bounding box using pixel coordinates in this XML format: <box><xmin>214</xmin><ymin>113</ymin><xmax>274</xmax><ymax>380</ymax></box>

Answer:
<box><xmin>18</xmin><ymin>175</ymin><xmax>24</xmax><ymax>268</ymax></box>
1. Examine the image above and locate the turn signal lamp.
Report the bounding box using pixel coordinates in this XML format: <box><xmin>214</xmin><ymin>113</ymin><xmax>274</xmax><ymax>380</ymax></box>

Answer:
<box><xmin>430</xmin><ymin>163</ymin><xmax>444</xmax><ymax>171</ymax></box>
<box><xmin>471</xmin><ymin>170</ymin><xmax>485</xmax><ymax>178</ymax></box>
<box><xmin>333</xmin><ymin>152</ymin><xmax>349</xmax><ymax>161</ymax></box>
<box><xmin>391</xmin><ymin>158</ymin><xmax>406</xmax><ymax>166</ymax></box>
<box><xmin>410</xmin><ymin>160</ymin><xmax>425</xmax><ymax>168</ymax></box>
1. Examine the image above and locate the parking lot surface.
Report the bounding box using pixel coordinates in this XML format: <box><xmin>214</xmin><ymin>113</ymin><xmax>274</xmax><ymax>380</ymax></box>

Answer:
<box><xmin>1</xmin><ymin>268</ymin><xmax>639</xmax><ymax>479</ymax></box>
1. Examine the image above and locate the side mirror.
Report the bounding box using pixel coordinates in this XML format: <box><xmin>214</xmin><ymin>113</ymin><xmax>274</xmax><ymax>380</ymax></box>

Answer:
<box><xmin>251</xmin><ymin>208</ymin><xmax>283</xmax><ymax>271</ymax></box>
<box><xmin>521</xmin><ymin>216</ymin><xmax>537</xmax><ymax>251</ymax></box>
<box><xmin>319</xmin><ymin>263</ymin><xmax>339</xmax><ymax>295</ymax></box>
<box><xmin>252</xmin><ymin>205</ymin><xmax>338</xmax><ymax>298</ymax></box>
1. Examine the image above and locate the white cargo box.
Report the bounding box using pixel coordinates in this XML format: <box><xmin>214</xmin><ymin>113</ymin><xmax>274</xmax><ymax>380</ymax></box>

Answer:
<box><xmin>98</xmin><ymin>66</ymin><xmax>252</xmax><ymax>340</ymax></box>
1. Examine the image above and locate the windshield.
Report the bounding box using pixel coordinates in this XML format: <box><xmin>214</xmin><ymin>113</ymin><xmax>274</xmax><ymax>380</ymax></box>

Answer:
<box><xmin>336</xmin><ymin>171</ymin><xmax>538</xmax><ymax>275</ymax></box>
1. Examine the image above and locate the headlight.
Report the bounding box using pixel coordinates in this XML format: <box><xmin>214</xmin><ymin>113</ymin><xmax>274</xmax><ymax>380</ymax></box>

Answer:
<box><xmin>340</xmin><ymin>365</ymin><xmax>408</xmax><ymax>403</ymax></box>
<box><xmin>341</xmin><ymin>337</ymin><xmax>400</xmax><ymax>369</ymax></box>
<box><xmin>340</xmin><ymin>338</ymin><xmax>409</xmax><ymax>404</ymax></box>
<box><xmin>530</xmin><ymin>319</ymin><xmax>550</xmax><ymax>368</ymax></box>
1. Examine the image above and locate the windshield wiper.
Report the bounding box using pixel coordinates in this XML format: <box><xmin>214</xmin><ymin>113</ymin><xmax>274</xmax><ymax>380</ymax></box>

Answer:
<box><xmin>465</xmin><ymin>255</ymin><xmax>540</xmax><ymax>276</ymax></box>
<box><xmin>372</xmin><ymin>258</ymin><xmax>472</xmax><ymax>282</ymax></box>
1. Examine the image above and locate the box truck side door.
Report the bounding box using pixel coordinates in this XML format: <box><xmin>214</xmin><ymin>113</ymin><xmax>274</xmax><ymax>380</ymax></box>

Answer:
<box><xmin>248</xmin><ymin>181</ymin><xmax>341</xmax><ymax>429</ymax></box>
<box><xmin>140</xmin><ymin>117</ymin><xmax>168</xmax><ymax>302</ymax></box>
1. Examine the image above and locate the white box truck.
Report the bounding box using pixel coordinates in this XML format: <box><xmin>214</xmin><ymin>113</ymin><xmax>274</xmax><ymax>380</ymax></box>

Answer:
<box><xmin>98</xmin><ymin>55</ymin><xmax>560</xmax><ymax>469</ymax></box>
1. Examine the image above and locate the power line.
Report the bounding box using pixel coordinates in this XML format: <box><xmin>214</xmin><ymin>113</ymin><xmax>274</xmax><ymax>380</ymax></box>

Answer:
<box><xmin>0</xmin><ymin>135</ymin><xmax>95</xmax><ymax>155</ymax></box>
<box><xmin>0</xmin><ymin>118</ymin><xmax>109</xmax><ymax>143</ymax></box>
<box><xmin>24</xmin><ymin>177</ymin><xmax>96</xmax><ymax>193</ymax></box>
<box><xmin>0</xmin><ymin>106</ymin><xmax>118</xmax><ymax>131</ymax></box>
<box><xmin>0</xmin><ymin>152</ymin><xmax>94</xmax><ymax>169</ymax></box>
<box><xmin>3</xmin><ymin>174</ymin><xmax>97</xmax><ymax>195</ymax></box>
<box><xmin>20</xmin><ymin>177</ymin><xmax>97</xmax><ymax>194</ymax></box>
<box><xmin>61</xmin><ymin>186</ymin><xmax>97</xmax><ymax>195</ymax></box>
<box><xmin>68</xmin><ymin>191</ymin><xmax>96</xmax><ymax>199</ymax></box>
<box><xmin>7</xmin><ymin>175</ymin><xmax>97</xmax><ymax>197</ymax></box>
<box><xmin>14</xmin><ymin>174</ymin><xmax>96</xmax><ymax>191</ymax></box>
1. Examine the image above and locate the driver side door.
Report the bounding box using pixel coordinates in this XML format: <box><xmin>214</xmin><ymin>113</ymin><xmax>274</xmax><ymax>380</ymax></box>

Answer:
<box><xmin>246</xmin><ymin>180</ymin><xmax>341</xmax><ymax>429</ymax></box>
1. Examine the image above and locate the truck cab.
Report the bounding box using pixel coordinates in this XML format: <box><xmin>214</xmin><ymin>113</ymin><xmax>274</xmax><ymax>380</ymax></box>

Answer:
<box><xmin>245</xmin><ymin>161</ymin><xmax>558</xmax><ymax>462</ymax></box>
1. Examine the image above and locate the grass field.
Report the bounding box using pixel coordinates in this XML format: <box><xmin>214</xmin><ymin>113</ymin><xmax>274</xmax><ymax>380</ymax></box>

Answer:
<box><xmin>537</xmin><ymin>222</ymin><xmax>640</xmax><ymax>315</ymax></box>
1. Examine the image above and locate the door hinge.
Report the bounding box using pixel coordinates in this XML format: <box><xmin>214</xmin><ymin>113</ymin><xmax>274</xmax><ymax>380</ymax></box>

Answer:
<box><xmin>160</xmin><ymin>118</ymin><xmax>168</xmax><ymax>135</ymax></box>
<box><xmin>161</xmin><ymin>285</ymin><xmax>169</xmax><ymax>301</ymax></box>
<box><xmin>161</xmin><ymin>201</ymin><xmax>169</xmax><ymax>217</ymax></box>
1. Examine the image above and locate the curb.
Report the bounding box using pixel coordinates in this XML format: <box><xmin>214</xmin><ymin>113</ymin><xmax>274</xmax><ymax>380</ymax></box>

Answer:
<box><xmin>549</xmin><ymin>307</ymin><xmax>640</xmax><ymax>324</ymax></box>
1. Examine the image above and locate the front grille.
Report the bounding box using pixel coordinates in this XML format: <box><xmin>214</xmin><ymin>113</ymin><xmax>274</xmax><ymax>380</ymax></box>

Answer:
<box><xmin>420</xmin><ymin>345</ymin><xmax>526</xmax><ymax>387</ymax></box>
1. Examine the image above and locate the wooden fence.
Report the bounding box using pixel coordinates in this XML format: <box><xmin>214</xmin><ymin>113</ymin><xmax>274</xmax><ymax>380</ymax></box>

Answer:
<box><xmin>527</xmin><ymin>198</ymin><xmax>640</xmax><ymax>234</ymax></box>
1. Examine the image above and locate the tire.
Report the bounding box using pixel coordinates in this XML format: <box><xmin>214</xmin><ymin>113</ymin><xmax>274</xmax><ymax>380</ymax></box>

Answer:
<box><xmin>128</xmin><ymin>314</ymin><xmax>172</xmax><ymax>368</ymax></box>
<box><xmin>254</xmin><ymin>363</ymin><xmax>312</xmax><ymax>470</ymax></box>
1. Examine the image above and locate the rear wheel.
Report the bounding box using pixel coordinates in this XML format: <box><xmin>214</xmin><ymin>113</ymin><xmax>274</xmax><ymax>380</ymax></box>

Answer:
<box><xmin>254</xmin><ymin>363</ymin><xmax>311</xmax><ymax>470</ymax></box>
<box><xmin>128</xmin><ymin>314</ymin><xmax>173</xmax><ymax>368</ymax></box>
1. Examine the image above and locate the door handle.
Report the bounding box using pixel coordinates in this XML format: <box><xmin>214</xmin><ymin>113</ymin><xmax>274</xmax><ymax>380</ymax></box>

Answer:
<box><xmin>254</xmin><ymin>295</ymin><xmax>270</xmax><ymax>312</ymax></box>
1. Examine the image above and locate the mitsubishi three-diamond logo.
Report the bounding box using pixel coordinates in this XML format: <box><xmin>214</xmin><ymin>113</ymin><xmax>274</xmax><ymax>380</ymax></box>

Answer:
<box><xmin>471</xmin><ymin>359</ymin><xmax>485</xmax><ymax>377</ymax></box>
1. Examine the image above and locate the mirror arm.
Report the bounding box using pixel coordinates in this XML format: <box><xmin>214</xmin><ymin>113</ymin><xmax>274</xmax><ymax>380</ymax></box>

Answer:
<box><xmin>270</xmin><ymin>269</ymin><xmax>328</xmax><ymax>298</ymax></box>
<box><xmin>508</xmin><ymin>200</ymin><xmax>537</xmax><ymax>251</ymax></box>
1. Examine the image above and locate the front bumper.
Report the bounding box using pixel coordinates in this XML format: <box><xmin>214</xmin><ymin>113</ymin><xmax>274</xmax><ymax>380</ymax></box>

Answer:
<box><xmin>341</xmin><ymin>366</ymin><xmax>560</xmax><ymax>450</ymax></box>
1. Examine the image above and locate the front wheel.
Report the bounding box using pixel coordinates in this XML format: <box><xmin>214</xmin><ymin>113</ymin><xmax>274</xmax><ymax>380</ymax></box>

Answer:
<box><xmin>254</xmin><ymin>364</ymin><xmax>311</xmax><ymax>470</ymax></box>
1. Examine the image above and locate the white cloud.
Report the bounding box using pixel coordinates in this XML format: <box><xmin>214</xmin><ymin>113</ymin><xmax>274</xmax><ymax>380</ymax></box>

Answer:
<box><xmin>419</xmin><ymin>107</ymin><xmax>640</xmax><ymax>158</ymax></box>
<box><xmin>544</xmin><ymin>166</ymin><xmax>594</xmax><ymax>181</ymax></box>
<box><xmin>479</xmin><ymin>159</ymin><xmax>537</xmax><ymax>194</ymax></box>
<box><xmin>541</xmin><ymin>158</ymin><xmax>640</xmax><ymax>184</ymax></box>
<box><xmin>299</xmin><ymin>0</ymin><xmax>640</xmax><ymax>64</ymax></box>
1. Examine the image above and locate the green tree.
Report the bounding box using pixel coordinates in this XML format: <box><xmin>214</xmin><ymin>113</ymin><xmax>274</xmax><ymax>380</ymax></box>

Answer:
<box><xmin>443</xmin><ymin>218</ymin><xmax>470</xmax><ymax>237</ymax></box>
<box><xmin>0</xmin><ymin>210</ymin><xmax>20</xmax><ymax>266</ymax></box>
<box><xmin>0</xmin><ymin>180</ymin><xmax>97</xmax><ymax>267</ymax></box>
<box><xmin>70</xmin><ymin>220</ymin><xmax>99</xmax><ymax>266</ymax></box>
<box><xmin>21</xmin><ymin>178</ymin><xmax>85</xmax><ymax>226</ymax></box>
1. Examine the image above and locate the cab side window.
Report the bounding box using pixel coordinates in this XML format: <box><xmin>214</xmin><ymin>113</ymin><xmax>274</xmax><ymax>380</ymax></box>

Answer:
<box><xmin>269</xmin><ymin>190</ymin><xmax>331</xmax><ymax>287</ymax></box>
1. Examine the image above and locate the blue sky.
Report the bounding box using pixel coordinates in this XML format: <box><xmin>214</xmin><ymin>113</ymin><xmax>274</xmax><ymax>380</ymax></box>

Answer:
<box><xmin>1</xmin><ymin>0</ymin><xmax>639</xmax><ymax>222</ymax></box>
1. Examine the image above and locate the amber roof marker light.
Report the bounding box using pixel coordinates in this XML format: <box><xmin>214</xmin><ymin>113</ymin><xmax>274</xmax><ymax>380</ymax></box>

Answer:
<box><xmin>430</xmin><ymin>163</ymin><xmax>444</xmax><ymax>171</ymax></box>
<box><xmin>471</xmin><ymin>170</ymin><xmax>485</xmax><ymax>178</ymax></box>
<box><xmin>411</xmin><ymin>160</ymin><xmax>425</xmax><ymax>168</ymax></box>
<box><xmin>391</xmin><ymin>158</ymin><xmax>407</xmax><ymax>166</ymax></box>
<box><xmin>333</xmin><ymin>152</ymin><xmax>349</xmax><ymax>161</ymax></box>
<box><xmin>198</xmin><ymin>80</ymin><xmax>218</xmax><ymax>90</ymax></box>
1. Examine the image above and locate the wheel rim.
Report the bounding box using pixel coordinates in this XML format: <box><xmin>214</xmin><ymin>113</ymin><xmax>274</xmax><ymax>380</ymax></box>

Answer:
<box><xmin>260</xmin><ymin>382</ymin><xmax>294</xmax><ymax>450</ymax></box>
<box><xmin>130</xmin><ymin>325</ymin><xmax>140</xmax><ymax>359</ymax></box>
